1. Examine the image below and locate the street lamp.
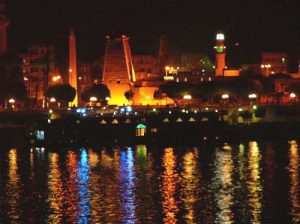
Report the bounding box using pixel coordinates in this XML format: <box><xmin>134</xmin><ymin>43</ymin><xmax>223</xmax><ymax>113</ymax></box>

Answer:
<box><xmin>183</xmin><ymin>94</ymin><xmax>192</xmax><ymax>100</ymax></box>
<box><xmin>90</xmin><ymin>96</ymin><xmax>97</xmax><ymax>102</ymax></box>
<box><xmin>248</xmin><ymin>93</ymin><xmax>257</xmax><ymax>99</ymax></box>
<box><xmin>290</xmin><ymin>92</ymin><xmax>296</xmax><ymax>104</ymax></box>
<box><xmin>50</xmin><ymin>97</ymin><xmax>56</xmax><ymax>103</ymax></box>
<box><xmin>261</xmin><ymin>64</ymin><xmax>272</xmax><ymax>76</ymax></box>
<box><xmin>221</xmin><ymin>94</ymin><xmax>229</xmax><ymax>99</ymax></box>
<box><xmin>165</xmin><ymin>66</ymin><xmax>170</xmax><ymax>76</ymax></box>
<box><xmin>52</xmin><ymin>75</ymin><xmax>62</xmax><ymax>83</ymax></box>
<box><xmin>8</xmin><ymin>98</ymin><xmax>15</xmax><ymax>104</ymax></box>
<box><xmin>290</xmin><ymin>92</ymin><xmax>296</xmax><ymax>99</ymax></box>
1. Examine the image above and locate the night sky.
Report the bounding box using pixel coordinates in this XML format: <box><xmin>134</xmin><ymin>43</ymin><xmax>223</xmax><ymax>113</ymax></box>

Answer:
<box><xmin>6</xmin><ymin>0</ymin><xmax>300</xmax><ymax>68</ymax></box>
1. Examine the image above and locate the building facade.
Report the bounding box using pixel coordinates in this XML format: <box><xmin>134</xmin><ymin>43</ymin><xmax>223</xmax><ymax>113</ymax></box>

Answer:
<box><xmin>21</xmin><ymin>44</ymin><xmax>59</xmax><ymax>104</ymax></box>
<box><xmin>261</xmin><ymin>52</ymin><xmax>288</xmax><ymax>76</ymax></box>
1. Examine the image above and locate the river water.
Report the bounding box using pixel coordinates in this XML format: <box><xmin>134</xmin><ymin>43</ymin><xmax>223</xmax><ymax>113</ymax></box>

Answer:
<box><xmin>0</xmin><ymin>140</ymin><xmax>299</xmax><ymax>223</ymax></box>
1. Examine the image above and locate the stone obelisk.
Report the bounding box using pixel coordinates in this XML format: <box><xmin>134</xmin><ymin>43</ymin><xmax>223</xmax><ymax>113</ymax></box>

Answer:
<box><xmin>69</xmin><ymin>29</ymin><xmax>78</xmax><ymax>107</ymax></box>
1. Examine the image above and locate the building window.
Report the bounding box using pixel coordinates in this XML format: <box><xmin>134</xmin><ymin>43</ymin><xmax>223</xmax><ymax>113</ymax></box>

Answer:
<box><xmin>136</xmin><ymin>124</ymin><xmax>147</xmax><ymax>137</ymax></box>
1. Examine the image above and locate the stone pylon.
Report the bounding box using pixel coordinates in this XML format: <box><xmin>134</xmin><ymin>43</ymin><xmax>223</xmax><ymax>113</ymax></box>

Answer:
<box><xmin>69</xmin><ymin>29</ymin><xmax>78</xmax><ymax>107</ymax></box>
<box><xmin>102</xmin><ymin>35</ymin><xmax>135</xmax><ymax>105</ymax></box>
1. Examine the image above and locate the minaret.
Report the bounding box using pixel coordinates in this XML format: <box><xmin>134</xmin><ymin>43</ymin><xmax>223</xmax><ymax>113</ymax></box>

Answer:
<box><xmin>69</xmin><ymin>29</ymin><xmax>78</xmax><ymax>107</ymax></box>
<box><xmin>0</xmin><ymin>1</ymin><xmax>9</xmax><ymax>55</ymax></box>
<box><xmin>214</xmin><ymin>32</ymin><xmax>226</xmax><ymax>76</ymax></box>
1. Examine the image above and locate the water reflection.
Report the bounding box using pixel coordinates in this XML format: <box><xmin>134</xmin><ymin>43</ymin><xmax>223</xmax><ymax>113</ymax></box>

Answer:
<box><xmin>77</xmin><ymin>149</ymin><xmax>91</xmax><ymax>223</ymax></box>
<box><xmin>247</xmin><ymin>141</ymin><xmax>263</xmax><ymax>223</ymax></box>
<box><xmin>65</xmin><ymin>151</ymin><xmax>79</xmax><ymax>223</ymax></box>
<box><xmin>98</xmin><ymin>148</ymin><xmax>122</xmax><ymax>222</ymax></box>
<box><xmin>288</xmin><ymin>140</ymin><xmax>300</xmax><ymax>223</ymax></box>
<box><xmin>161</xmin><ymin>147</ymin><xmax>179</xmax><ymax>224</ymax></box>
<box><xmin>181</xmin><ymin>148</ymin><xmax>200</xmax><ymax>223</ymax></box>
<box><xmin>47</xmin><ymin>153</ymin><xmax>63</xmax><ymax>224</ymax></box>
<box><xmin>120</xmin><ymin>147</ymin><xmax>136</xmax><ymax>223</ymax></box>
<box><xmin>236</xmin><ymin>144</ymin><xmax>248</xmax><ymax>222</ymax></box>
<box><xmin>0</xmin><ymin>141</ymin><xmax>299</xmax><ymax>223</ymax></box>
<box><xmin>212</xmin><ymin>146</ymin><xmax>234</xmax><ymax>224</ymax></box>
<box><xmin>7</xmin><ymin>148</ymin><xmax>20</xmax><ymax>224</ymax></box>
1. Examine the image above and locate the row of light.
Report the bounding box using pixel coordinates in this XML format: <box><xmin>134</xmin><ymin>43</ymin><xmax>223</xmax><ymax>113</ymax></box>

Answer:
<box><xmin>184</xmin><ymin>92</ymin><xmax>297</xmax><ymax>100</ymax></box>
<box><xmin>261</xmin><ymin>64</ymin><xmax>271</xmax><ymax>68</ymax></box>
<box><xmin>90</xmin><ymin>96</ymin><xmax>111</xmax><ymax>102</ymax></box>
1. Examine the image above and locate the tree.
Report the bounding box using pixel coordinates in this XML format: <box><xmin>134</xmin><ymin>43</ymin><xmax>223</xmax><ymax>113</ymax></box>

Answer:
<box><xmin>0</xmin><ymin>53</ymin><xmax>27</xmax><ymax>104</ymax></box>
<box><xmin>81</xmin><ymin>84</ymin><xmax>110</xmax><ymax>103</ymax></box>
<box><xmin>153</xmin><ymin>89</ymin><xmax>164</xmax><ymax>100</ymax></box>
<box><xmin>46</xmin><ymin>84</ymin><xmax>76</xmax><ymax>102</ymax></box>
<box><xmin>124</xmin><ymin>90</ymin><xmax>134</xmax><ymax>102</ymax></box>
<box><xmin>159</xmin><ymin>82</ymin><xmax>196</xmax><ymax>104</ymax></box>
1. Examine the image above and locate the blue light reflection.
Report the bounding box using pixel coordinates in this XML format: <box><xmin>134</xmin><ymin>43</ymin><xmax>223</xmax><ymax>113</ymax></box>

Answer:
<box><xmin>120</xmin><ymin>148</ymin><xmax>136</xmax><ymax>223</ymax></box>
<box><xmin>77</xmin><ymin>149</ymin><xmax>90</xmax><ymax>224</ymax></box>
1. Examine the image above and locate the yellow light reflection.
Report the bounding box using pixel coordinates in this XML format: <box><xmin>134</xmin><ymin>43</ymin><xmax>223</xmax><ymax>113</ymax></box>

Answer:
<box><xmin>65</xmin><ymin>151</ymin><xmax>79</xmax><ymax>223</ymax></box>
<box><xmin>247</xmin><ymin>141</ymin><xmax>262</xmax><ymax>223</ymax></box>
<box><xmin>47</xmin><ymin>153</ymin><xmax>63</xmax><ymax>224</ymax></box>
<box><xmin>288</xmin><ymin>140</ymin><xmax>300</xmax><ymax>222</ymax></box>
<box><xmin>160</xmin><ymin>148</ymin><xmax>179</xmax><ymax>224</ymax></box>
<box><xmin>213</xmin><ymin>147</ymin><xmax>234</xmax><ymax>223</ymax></box>
<box><xmin>7</xmin><ymin>148</ymin><xmax>20</xmax><ymax>223</ymax></box>
<box><xmin>136</xmin><ymin>145</ymin><xmax>147</xmax><ymax>171</ymax></box>
<box><xmin>89</xmin><ymin>149</ymin><xmax>99</xmax><ymax>168</ymax></box>
<box><xmin>181</xmin><ymin>148</ymin><xmax>200</xmax><ymax>223</ymax></box>
<box><xmin>97</xmin><ymin>148</ymin><xmax>122</xmax><ymax>222</ymax></box>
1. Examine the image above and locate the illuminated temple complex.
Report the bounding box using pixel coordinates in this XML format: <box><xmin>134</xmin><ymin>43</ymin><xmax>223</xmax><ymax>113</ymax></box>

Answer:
<box><xmin>102</xmin><ymin>35</ymin><xmax>171</xmax><ymax>106</ymax></box>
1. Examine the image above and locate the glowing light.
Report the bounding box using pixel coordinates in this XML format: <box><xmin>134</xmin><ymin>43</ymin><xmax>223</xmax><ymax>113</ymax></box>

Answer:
<box><xmin>221</xmin><ymin>94</ymin><xmax>229</xmax><ymax>99</ymax></box>
<box><xmin>49</xmin><ymin>109</ymin><xmax>53</xmax><ymax>114</ymax></box>
<box><xmin>24</xmin><ymin>77</ymin><xmax>29</xmax><ymax>81</ymax></box>
<box><xmin>90</xmin><ymin>96</ymin><xmax>97</xmax><ymax>102</ymax></box>
<box><xmin>261</xmin><ymin>64</ymin><xmax>271</xmax><ymax>68</ymax></box>
<box><xmin>50</xmin><ymin>97</ymin><xmax>56</xmax><ymax>102</ymax></box>
<box><xmin>183</xmin><ymin>94</ymin><xmax>192</xmax><ymax>100</ymax></box>
<box><xmin>238</xmin><ymin>108</ymin><xmax>243</xmax><ymax>112</ymax></box>
<box><xmin>52</xmin><ymin>75</ymin><xmax>61</xmax><ymax>82</ymax></box>
<box><xmin>252</xmin><ymin>105</ymin><xmax>258</xmax><ymax>110</ymax></box>
<box><xmin>248</xmin><ymin>93</ymin><xmax>257</xmax><ymax>99</ymax></box>
<box><xmin>290</xmin><ymin>93</ymin><xmax>296</xmax><ymax>98</ymax></box>
<box><xmin>216</xmin><ymin>33</ymin><xmax>225</xmax><ymax>40</ymax></box>
<box><xmin>8</xmin><ymin>98</ymin><xmax>15</xmax><ymax>104</ymax></box>
<box><xmin>105</xmin><ymin>97</ymin><xmax>111</xmax><ymax>101</ymax></box>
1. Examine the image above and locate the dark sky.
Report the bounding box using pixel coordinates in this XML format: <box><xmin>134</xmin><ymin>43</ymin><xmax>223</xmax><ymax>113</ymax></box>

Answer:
<box><xmin>6</xmin><ymin>0</ymin><xmax>300</xmax><ymax>67</ymax></box>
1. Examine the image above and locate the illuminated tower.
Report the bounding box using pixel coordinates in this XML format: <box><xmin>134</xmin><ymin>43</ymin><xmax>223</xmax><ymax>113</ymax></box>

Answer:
<box><xmin>102</xmin><ymin>35</ymin><xmax>135</xmax><ymax>105</ymax></box>
<box><xmin>214</xmin><ymin>33</ymin><xmax>226</xmax><ymax>76</ymax></box>
<box><xmin>0</xmin><ymin>1</ymin><xmax>9</xmax><ymax>55</ymax></box>
<box><xmin>69</xmin><ymin>29</ymin><xmax>78</xmax><ymax>107</ymax></box>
